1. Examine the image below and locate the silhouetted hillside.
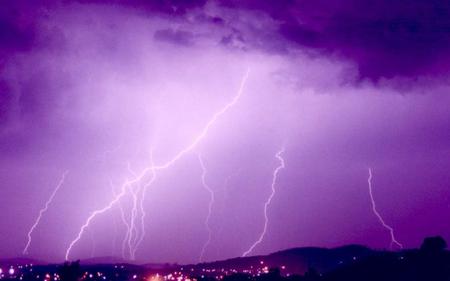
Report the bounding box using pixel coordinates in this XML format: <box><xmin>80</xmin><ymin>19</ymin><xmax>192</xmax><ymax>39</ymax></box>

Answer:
<box><xmin>80</xmin><ymin>256</ymin><xmax>130</xmax><ymax>265</ymax></box>
<box><xmin>187</xmin><ymin>245</ymin><xmax>373</xmax><ymax>275</ymax></box>
<box><xmin>322</xmin><ymin>237</ymin><xmax>450</xmax><ymax>281</ymax></box>
<box><xmin>2</xmin><ymin>237</ymin><xmax>449</xmax><ymax>281</ymax></box>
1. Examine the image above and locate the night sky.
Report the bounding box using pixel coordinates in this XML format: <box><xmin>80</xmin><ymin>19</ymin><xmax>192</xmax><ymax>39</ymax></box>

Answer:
<box><xmin>0</xmin><ymin>0</ymin><xmax>449</xmax><ymax>264</ymax></box>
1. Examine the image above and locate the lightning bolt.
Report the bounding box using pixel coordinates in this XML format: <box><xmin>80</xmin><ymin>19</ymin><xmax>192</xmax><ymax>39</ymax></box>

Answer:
<box><xmin>110</xmin><ymin>160</ymin><xmax>155</xmax><ymax>260</ymax></box>
<box><xmin>130</xmin><ymin>151</ymin><xmax>156</xmax><ymax>260</ymax></box>
<box><xmin>126</xmin><ymin>162</ymin><xmax>141</xmax><ymax>260</ymax></box>
<box><xmin>23</xmin><ymin>170</ymin><xmax>69</xmax><ymax>255</ymax></box>
<box><xmin>197</xmin><ymin>154</ymin><xmax>215</xmax><ymax>262</ymax></box>
<box><xmin>65</xmin><ymin>68</ymin><xmax>250</xmax><ymax>261</ymax></box>
<box><xmin>367</xmin><ymin>168</ymin><xmax>403</xmax><ymax>250</ymax></box>
<box><xmin>110</xmin><ymin>180</ymin><xmax>133</xmax><ymax>259</ymax></box>
<box><xmin>65</xmin><ymin>171</ymin><xmax>149</xmax><ymax>260</ymax></box>
<box><xmin>242</xmin><ymin>147</ymin><xmax>285</xmax><ymax>257</ymax></box>
<box><xmin>128</xmin><ymin>149</ymin><xmax>156</xmax><ymax>260</ymax></box>
<box><xmin>127</xmin><ymin>185</ymin><xmax>141</xmax><ymax>260</ymax></box>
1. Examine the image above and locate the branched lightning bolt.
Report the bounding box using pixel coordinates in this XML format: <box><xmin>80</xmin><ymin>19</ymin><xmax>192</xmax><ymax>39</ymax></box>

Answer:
<box><xmin>198</xmin><ymin>154</ymin><xmax>215</xmax><ymax>262</ymax></box>
<box><xmin>23</xmin><ymin>170</ymin><xmax>69</xmax><ymax>255</ymax></box>
<box><xmin>127</xmin><ymin>186</ymin><xmax>141</xmax><ymax>260</ymax></box>
<box><xmin>242</xmin><ymin>147</ymin><xmax>285</xmax><ymax>257</ymax></box>
<box><xmin>65</xmin><ymin>172</ymin><xmax>150</xmax><ymax>260</ymax></box>
<box><xmin>110</xmin><ymin>160</ymin><xmax>155</xmax><ymax>261</ymax></box>
<box><xmin>367</xmin><ymin>168</ymin><xmax>403</xmax><ymax>250</ymax></box>
<box><xmin>130</xmin><ymin>151</ymin><xmax>156</xmax><ymax>260</ymax></box>
<box><xmin>110</xmin><ymin>180</ymin><xmax>132</xmax><ymax>259</ymax></box>
<box><xmin>126</xmin><ymin>162</ymin><xmax>141</xmax><ymax>260</ymax></box>
<box><xmin>65</xmin><ymin>68</ymin><xmax>250</xmax><ymax>261</ymax></box>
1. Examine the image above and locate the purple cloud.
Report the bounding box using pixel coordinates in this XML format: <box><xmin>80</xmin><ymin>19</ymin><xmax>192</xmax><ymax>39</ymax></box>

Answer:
<box><xmin>0</xmin><ymin>0</ymin><xmax>449</xmax><ymax>263</ymax></box>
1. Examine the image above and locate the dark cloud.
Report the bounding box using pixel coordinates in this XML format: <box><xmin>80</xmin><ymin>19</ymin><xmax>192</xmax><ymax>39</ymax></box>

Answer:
<box><xmin>0</xmin><ymin>2</ymin><xmax>37</xmax><ymax>58</ymax></box>
<box><xmin>219</xmin><ymin>0</ymin><xmax>450</xmax><ymax>80</ymax></box>
<box><xmin>77</xmin><ymin>0</ymin><xmax>207</xmax><ymax>16</ymax></box>
<box><xmin>4</xmin><ymin>0</ymin><xmax>450</xmax><ymax>80</ymax></box>
<box><xmin>0</xmin><ymin>80</ymin><xmax>12</xmax><ymax>126</ymax></box>
<box><xmin>0</xmin><ymin>19</ymin><xmax>34</xmax><ymax>52</ymax></box>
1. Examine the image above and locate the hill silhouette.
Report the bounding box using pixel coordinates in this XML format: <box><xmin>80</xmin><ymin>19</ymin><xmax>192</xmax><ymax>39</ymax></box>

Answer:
<box><xmin>79</xmin><ymin>256</ymin><xmax>130</xmax><ymax>265</ymax></box>
<box><xmin>2</xmin><ymin>237</ymin><xmax>449</xmax><ymax>281</ymax></box>
<box><xmin>188</xmin><ymin>245</ymin><xmax>374</xmax><ymax>275</ymax></box>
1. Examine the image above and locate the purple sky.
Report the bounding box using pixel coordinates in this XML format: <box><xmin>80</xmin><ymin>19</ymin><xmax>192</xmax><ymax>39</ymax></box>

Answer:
<box><xmin>0</xmin><ymin>0</ymin><xmax>449</xmax><ymax>263</ymax></box>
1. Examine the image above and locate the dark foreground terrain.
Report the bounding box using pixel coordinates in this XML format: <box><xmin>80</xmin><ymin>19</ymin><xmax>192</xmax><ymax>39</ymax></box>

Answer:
<box><xmin>1</xmin><ymin>236</ymin><xmax>449</xmax><ymax>281</ymax></box>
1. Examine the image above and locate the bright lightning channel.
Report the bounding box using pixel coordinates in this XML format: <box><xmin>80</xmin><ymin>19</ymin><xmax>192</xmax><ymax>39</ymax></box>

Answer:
<box><xmin>198</xmin><ymin>153</ymin><xmax>215</xmax><ymax>262</ymax></box>
<box><xmin>367</xmin><ymin>168</ymin><xmax>403</xmax><ymax>250</ymax></box>
<box><xmin>23</xmin><ymin>170</ymin><xmax>69</xmax><ymax>255</ymax></box>
<box><xmin>110</xmin><ymin>180</ymin><xmax>133</xmax><ymax>259</ymax></box>
<box><xmin>65</xmin><ymin>68</ymin><xmax>250</xmax><ymax>260</ymax></box>
<box><xmin>242</xmin><ymin>147</ymin><xmax>285</xmax><ymax>257</ymax></box>
<box><xmin>110</xmin><ymin>158</ymin><xmax>155</xmax><ymax>260</ymax></box>
<box><xmin>130</xmin><ymin>151</ymin><xmax>156</xmax><ymax>260</ymax></box>
<box><xmin>125</xmin><ymin>162</ymin><xmax>141</xmax><ymax>260</ymax></box>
